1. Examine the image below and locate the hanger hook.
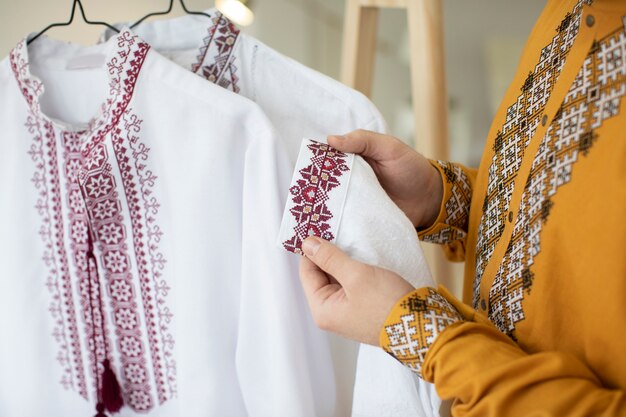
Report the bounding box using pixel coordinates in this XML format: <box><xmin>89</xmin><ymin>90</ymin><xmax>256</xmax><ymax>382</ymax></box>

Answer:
<box><xmin>76</xmin><ymin>0</ymin><xmax>89</xmax><ymax>23</ymax></box>
<box><xmin>27</xmin><ymin>0</ymin><xmax>120</xmax><ymax>45</ymax></box>
<box><xmin>130</xmin><ymin>0</ymin><xmax>212</xmax><ymax>29</ymax></box>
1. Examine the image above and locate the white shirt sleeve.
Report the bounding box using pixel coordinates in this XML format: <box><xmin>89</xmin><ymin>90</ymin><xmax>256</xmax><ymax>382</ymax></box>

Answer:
<box><xmin>278</xmin><ymin>139</ymin><xmax>441</xmax><ymax>417</ymax></box>
<box><xmin>238</xmin><ymin>130</ymin><xmax>336</xmax><ymax>417</ymax></box>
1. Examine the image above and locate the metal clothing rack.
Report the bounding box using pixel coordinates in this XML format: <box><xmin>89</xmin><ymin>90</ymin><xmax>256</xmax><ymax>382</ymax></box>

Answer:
<box><xmin>340</xmin><ymin>0</ymin><xmax>454</xmax><ymax>291</ymax></box>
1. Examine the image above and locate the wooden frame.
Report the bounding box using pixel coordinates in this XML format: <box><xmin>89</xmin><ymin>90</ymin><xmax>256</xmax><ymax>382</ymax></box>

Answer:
<box><xmin>340</xmin><ymin>0</ymin><xmax>453</xmax><ymax>288</ymax></box>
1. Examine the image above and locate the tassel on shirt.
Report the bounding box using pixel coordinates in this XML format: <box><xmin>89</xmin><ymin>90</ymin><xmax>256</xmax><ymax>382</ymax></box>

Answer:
<box><xmin>101</xmin><ymin>359</ymin><xmax>124</xmax><ymax>413</ymax></box>
<box><xmin>94</xmin><ymin>402</ymin><xmax>107</xmax><ymax>417</ymax></box>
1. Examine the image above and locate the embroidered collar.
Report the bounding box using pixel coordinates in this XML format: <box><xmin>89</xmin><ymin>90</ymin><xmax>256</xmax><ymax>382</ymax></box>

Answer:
<box><xmin>101</xmin><ymin>10</ymin><xmax>242</xmax><ymax>93</ymax></box>
<box><xmin>9</xmin><ymin>29</ymin><xmax>150</xmax><ymax>155</ymax></box>
<box><xmin>190</xmin><ymin>11</ymin><xmax>241</xmax><ymax>92</ymax></box>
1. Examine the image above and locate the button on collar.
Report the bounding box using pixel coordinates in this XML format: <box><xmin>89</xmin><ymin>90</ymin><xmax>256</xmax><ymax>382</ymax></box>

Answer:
<box><xmin>586</xmin><ymin>14</ymin><xmax>595</xmax><ymax>27</ymax></box>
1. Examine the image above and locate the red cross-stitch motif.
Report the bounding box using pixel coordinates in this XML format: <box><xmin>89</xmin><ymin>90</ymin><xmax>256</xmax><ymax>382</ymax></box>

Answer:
<box><xmin>283</xmin><ymin>141</ymin><xmax>351</xmax><ymax>254</ymax></box>
<box><xmin>192</xmin><ymin>12</ymin><xmax>241</xmax><ymax>93</ymax></box>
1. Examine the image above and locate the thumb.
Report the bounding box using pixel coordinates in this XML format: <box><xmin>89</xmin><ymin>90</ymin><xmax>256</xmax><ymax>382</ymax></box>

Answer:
<box><xmin>301</xmin><ymin>237</ymin><xmax>362</xmax><ymax>287</ymax></box>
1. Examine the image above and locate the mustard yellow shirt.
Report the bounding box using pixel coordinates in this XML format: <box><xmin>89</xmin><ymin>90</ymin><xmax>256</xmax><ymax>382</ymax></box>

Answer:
<box><xmin>380</xmin><ymin>1</ymin><xmax>626</xmax><ymax>415</ymax></box>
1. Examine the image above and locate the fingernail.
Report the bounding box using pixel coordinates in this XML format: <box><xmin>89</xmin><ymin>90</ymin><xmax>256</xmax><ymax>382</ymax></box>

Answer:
<box><xmin>302</xmin><ymin>237</ymin><xmax>321</xmax><ymax>256</ymax></box>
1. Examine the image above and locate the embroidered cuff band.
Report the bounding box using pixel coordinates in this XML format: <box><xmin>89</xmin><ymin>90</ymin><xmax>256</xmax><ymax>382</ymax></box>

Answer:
<box><xmin>380</xmin><ymin>287</ymin><xmax>463</xmax><ymax>378</ymax></box>
<box><xmin>419</xmin><ymin>160</ymin><xmax>471</xmax><ymax>245</ymax></box>
<box><xmin>278</xmin><ymin>139</ymin><xmax>354</xmax><ymax>254</ymax></box>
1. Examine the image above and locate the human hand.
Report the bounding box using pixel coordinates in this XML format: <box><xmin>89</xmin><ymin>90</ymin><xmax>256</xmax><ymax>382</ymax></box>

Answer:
<box><xmin>299</xmin><ymin>236</ymin><xmax>415</xmax><ymax>346</ymax></box>
<box><xmin>328</xmin><ymin>130</ymin><xmax>442</xmax><ymax>230</ymax></box>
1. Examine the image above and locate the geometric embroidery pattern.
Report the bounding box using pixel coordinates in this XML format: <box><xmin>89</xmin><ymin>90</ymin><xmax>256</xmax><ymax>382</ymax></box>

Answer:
<box><xmin>282</xmin><ymin>141</ymin><xmax>351</xmax><ymax>254</ymax></box>
<box><xmin>81</xmin><ymin>142</ymin><xmax>154</xmax><ymax>412</ymax></box>
<box><xmin>81</xmin><ymin>143</ymin><xmax>155</xmax><ymax>411</ymax></box>
<box><xmin>381</xmin><ymin>287</ymin><xmax>462</xmax><ymax>377</ymax></box>
<box><xmin>421</xmin><ymin>161</ymin><xmax>472</xmax><ymax>244</ymax></box>
<box><xmin>13</xmin><ymin>48</ymin><xmax>92</xmax><ymax>401</ymax></box>
<box><xmin>25</xmin><ymin>116</ymin><xmax>91</xmax><ymax>399</ymax></box>
<box><xmin>473</xmin><ymin>0</ymin><xmax>589</xmax><ymax>309</ymax></box>
<box><xmin>192</xmin><ymin>11</ymin><xmax>241</xmax><ymax>93</ymax></box>
<box><xmin>62</xmin><ymin>130</ymin><xmax>105</xmax><ymax>399</ymax></box>
<box><xmin>112</xmin><ymin>110</ymin><xmax>176</xmax><ymax>403</ymax></box>
<box><xmin>487</xmin><ymin>14</ymin><xmax>626</xmax><ymax>337</ymax></box>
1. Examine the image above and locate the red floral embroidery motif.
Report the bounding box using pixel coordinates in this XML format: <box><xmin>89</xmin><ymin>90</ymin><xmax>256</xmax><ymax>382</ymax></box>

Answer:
<box><xmin>81</xmin><ymin>143</ymin><xmax>154</xmax><ymax>412</ymax></box>
<box><xmin>13</xmin><ymin>38</ymin><xmax>101</xmax><ymax>396</ymax></box>
<box><xmin>112</xmin><ymin>109</ymin><xmax>176</xmax><ymax>403</ymax></box>
<box><xmin>81</xmin><ymin>32</ymin><xmax>151</xmax><ymax>157</ymax></box>
<box><xmin>191</xmin><ymin>12</ymin><xmax>241</xmax><ymax>93</ymax></box>
<box><xmin>25</xmin><ymin>117</ymin><xmax>90</xmax><ymax>398</ymax></box>
<box><xmin>62</xmin><ymin>131</ymin><xmax>110</xmax><ymax>399</ymax></box>
<box><xmin>283</xmin><ymin>141</ymin><xmax>350</xmax><ymax>253</ymax></box>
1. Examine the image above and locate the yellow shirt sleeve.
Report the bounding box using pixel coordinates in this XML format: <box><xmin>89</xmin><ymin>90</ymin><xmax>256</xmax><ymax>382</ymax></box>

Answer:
<box><xmin>381</xmin><ymin>288</ymin><xmax>626</xmax><ymax>416</ymax></box>
<box><xmin>418</xmin><ymin>161</ymin><xmax>477</xmax><ymax>262</ymax></box>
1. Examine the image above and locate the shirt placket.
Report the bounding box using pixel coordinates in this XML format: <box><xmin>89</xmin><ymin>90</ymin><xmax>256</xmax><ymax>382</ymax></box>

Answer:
<box><xmin>475</xmin><ymin>6</ymin><xmax>601</xmax><ymax>314</ymax></box>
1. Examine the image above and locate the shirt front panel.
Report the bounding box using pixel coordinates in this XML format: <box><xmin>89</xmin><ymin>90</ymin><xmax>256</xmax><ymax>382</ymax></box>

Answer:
<box><xmin>465</xmin><ymin>0</ymin><xmax>626</xmax><ymax>388</ymax></box>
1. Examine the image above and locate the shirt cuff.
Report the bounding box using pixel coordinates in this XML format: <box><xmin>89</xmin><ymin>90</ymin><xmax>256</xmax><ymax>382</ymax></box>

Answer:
<box><xmin>418</xmin><ymin>160</ymin><xmax>472</xmax><ymax>245</ymax></box>
<box><xmin>379</xmin><ymin>287</ymin><xmax>463</xmax><ymax>378</ymax></box>
<box><xmin>278</xmin><ymin>139</ymin><xmax>354</xmax><ymax>254</ymax></box>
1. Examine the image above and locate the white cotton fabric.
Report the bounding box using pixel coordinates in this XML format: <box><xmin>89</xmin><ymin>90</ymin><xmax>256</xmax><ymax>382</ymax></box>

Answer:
<box><xmin>0</xmin><ymin>30</ymin><xmax>332</xmax><ymax>417</ymax></box>
<box><xmin>343</xmin><ymin>157</ymin><xmax>443</xmax><ymax>417</ymax></box>
<box><xmin>278</xmin><ymin>139</ymin><xmax>442</xmax><ymax>417</ymax></box>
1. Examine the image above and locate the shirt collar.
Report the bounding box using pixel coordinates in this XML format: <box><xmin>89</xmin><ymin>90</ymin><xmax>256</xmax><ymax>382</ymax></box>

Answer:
<box><xmin>9</xmin><ymin>29</ymin><xmax>150</xmax><ymax>154</ymax></box>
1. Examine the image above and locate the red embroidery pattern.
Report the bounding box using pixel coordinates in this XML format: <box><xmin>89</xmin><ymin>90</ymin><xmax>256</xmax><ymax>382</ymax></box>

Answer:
<box><xmin>77</xmin><ymin>32</ymin><xmax>168</xmax><ymax>412</ymax></box>
<box><xmin>81</xmin><ymin>143</ymin><xmax>154</xmax><ymax>412</ymax></box>
<box><xmin>283</xmin><ymin>141</ymin><xmax>350</xmax><ymax>254</ymax></box>
<box><xmin>113</xmin><ymin>109</ymin><xmax>176</xmax><ymax>403</ymax></box>
<box><xmin>9</xmin><ymin>46</ymin><xmax>43</xmax><ymax>109</ymax></box>
<box><xmin>191</xmin><ymin>12</ymin><xmax>241</xmax><ymax>93</ymax></box>
<box><xmin>12</xmin><ymin>41</ymin><xmax>93</xmax><ymax>397</ymax></box>
<box><xmin>25</xmin><ymin>116</ymin><xmax>89</xmax><ymax>398</ymax></box>
<box><xmin>62</xmin><ymin>131</ymin><xmax>106</xmax><ymax>399</ymax></box>
<box><xmin>81</xmin><ymin>32</ymin><xmax>151</xmax><ymax>157</ymax></box>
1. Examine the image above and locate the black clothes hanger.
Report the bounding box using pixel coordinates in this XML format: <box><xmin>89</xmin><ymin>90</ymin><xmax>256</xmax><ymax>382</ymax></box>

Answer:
<box><xmin>27</xmin><ymin>0</ymin><xmax>120</xmax><ymax>45</ymax></box>
<box><xmin>130</xmin><ymin>0</ymin><xmax>212</xmax><ymax>29</ymax></box>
